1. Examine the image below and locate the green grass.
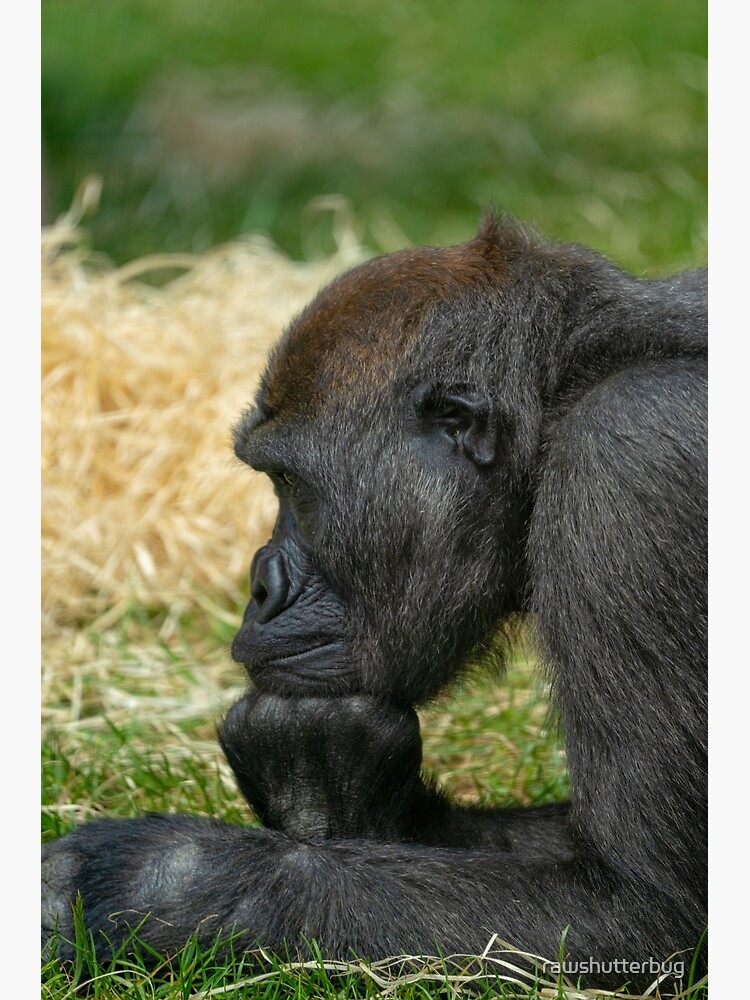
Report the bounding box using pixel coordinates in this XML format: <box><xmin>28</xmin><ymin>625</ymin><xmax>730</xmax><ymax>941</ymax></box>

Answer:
<box><xmin>42</xmin><ymin>0</ymin><xmax>706</xmax><ymax>272</ymax></box>
<box><xmin>43</xmin><ymin>925</ymin><xmax>708</xmax><ymax>1000</ymax></box>
<box><xmin>43</xmin><ymin>906</ymin><xmax>709</xmax><ymax>1000</ymax></box>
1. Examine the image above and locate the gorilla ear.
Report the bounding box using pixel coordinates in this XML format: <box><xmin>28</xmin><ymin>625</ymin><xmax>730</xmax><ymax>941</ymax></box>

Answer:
<box><xmin>412</xmin><ymin>381</ymin><xmax>498</xmax><ymax>467</ymax></box>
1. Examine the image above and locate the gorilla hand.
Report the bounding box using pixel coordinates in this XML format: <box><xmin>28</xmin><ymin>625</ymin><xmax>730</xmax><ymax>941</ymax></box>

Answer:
<box><xmin>218</xmin><ymin>690</ymin><xmax>444</xmax><ymax>842</ymax></box>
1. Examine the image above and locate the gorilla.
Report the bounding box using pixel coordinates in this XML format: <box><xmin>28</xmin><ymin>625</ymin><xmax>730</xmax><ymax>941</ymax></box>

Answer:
<box><xmin>42</xmin><ymin>215</ymin><xmax>707</xmax><ymax>992</ymax></box>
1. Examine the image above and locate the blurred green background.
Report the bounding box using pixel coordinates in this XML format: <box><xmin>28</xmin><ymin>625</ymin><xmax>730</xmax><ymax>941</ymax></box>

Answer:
<box><xmin>42</xmin><ymin>0</ymin><xmax>707</xmax><ymax>273</ymax></box>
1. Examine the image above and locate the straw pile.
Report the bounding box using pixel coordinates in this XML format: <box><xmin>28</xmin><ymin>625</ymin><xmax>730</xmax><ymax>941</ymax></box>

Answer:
<box><xmin>42</xmin><ymin>193</ymin><xmax>365</xmax><ymax>629</ymax></box>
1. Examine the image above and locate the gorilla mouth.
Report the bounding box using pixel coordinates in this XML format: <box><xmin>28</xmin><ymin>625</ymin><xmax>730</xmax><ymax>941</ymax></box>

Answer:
<box><xmin>242</xmin><ymin>641</ymin><xmax>358</xmax><ymax>691</ymax></box>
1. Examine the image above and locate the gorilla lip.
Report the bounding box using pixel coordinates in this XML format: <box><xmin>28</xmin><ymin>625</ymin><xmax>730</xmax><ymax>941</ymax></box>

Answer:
<box><xmin>247</xmin><ymin>641</ymin><xmax>357</xmax><ymax>689</ymax></box>
<box><xmin>231</xmin><ymin>629</ymin><xmax>349</xmax><ymax>670</ymax></box>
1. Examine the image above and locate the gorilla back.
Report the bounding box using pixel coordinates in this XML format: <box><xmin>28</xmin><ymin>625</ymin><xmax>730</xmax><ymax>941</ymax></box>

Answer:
<box><xmin>42</xmin><ymin>216</ymin><xmax>707</xmax><ymax>992</ymax></box>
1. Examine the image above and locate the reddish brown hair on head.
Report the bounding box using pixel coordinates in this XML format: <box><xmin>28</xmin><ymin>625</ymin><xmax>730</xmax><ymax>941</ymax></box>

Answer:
<box><xmin>261</xmin><ymin>215</ymin><xmax>531</xmax><ymax>415</ymax></box>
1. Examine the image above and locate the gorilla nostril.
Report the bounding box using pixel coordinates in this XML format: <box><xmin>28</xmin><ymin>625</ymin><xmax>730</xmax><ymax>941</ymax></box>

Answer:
<box><xmin>250</xmin><ymin>549</ymin><xmax>289</xmax><ymax>624</ymax></box>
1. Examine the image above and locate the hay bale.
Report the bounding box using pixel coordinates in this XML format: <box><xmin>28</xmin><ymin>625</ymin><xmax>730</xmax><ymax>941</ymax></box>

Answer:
<box><xmin>42</xmin><ymin>209</ymin><xmax>365</xmax><ymax>627</ymax></box>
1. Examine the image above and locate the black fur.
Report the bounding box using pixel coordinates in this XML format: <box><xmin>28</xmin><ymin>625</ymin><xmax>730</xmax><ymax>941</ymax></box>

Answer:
<box><xmin>42</xmin><ymin>217</ymin><xmax>707</xmax><ymax>991</ymax></box>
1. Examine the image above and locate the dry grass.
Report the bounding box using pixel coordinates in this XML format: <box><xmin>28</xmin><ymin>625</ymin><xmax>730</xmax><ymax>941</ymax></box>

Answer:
<box><xmin>42</xmin><ymin>183</ymin><xmax>364</xmax><ymax>631</ymax></box>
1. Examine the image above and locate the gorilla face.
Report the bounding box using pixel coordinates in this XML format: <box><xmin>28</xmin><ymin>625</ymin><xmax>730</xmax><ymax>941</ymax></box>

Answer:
<box><xmin>231</xmin><ymin>230</ymin><xmax>533</xmax><ymax>704</ymax></box>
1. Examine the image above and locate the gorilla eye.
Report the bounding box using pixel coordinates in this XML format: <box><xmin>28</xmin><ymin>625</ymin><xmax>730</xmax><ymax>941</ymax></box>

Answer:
<box><xmin>423</xmin><ymin>400</ymin><xmax>469</xmax><ymax>440</ymax></box>
<box><xmin>432</xmin><ymin>405</ymin><xmax>465</xmax><ymax>432</ymax></box>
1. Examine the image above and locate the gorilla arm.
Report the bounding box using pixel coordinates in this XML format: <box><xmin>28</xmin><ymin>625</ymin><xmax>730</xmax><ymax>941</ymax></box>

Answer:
<box><xmin>43</xmin><ymin>807</ymin><xmax>670</xmax><ymax>988</ymax></box>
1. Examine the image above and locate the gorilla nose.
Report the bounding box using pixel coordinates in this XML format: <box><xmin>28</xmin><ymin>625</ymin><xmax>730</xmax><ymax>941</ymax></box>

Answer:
<box><xmin>250</xmin><ymin>547</ymin><xmax>290</xmax><ymax>624</ymax></box>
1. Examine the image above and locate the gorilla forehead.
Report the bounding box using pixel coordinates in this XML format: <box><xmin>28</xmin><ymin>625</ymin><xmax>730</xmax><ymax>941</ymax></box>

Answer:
<box><xmin>259</xmin><ymin>222</ymin><xmax>519</xmax><ymax>417</ymax></box>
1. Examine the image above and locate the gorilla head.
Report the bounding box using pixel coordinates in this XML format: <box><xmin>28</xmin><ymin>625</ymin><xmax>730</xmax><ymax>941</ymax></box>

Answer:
<box><xmin>230</xmin><ymin>217</ymin><xmax>547</xmax><ymax>704</ymax></box>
